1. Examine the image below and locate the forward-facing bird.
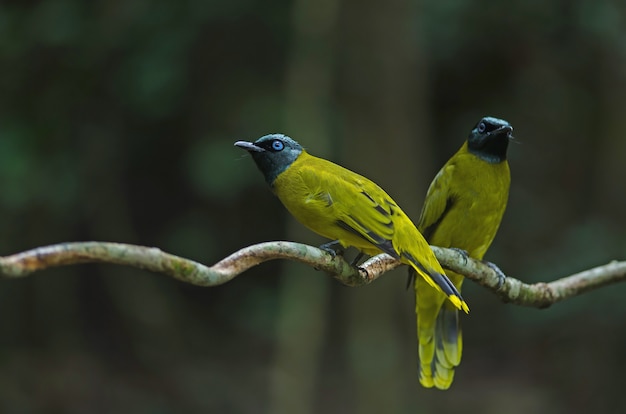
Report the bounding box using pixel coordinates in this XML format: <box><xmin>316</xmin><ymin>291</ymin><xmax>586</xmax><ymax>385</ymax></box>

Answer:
<box><xmin>235</xmin><ymin>134</ymin><xmax>469</xmax><ymax>313</ymax></box>
<box><xmin>413</xmin><ymin>116</ymin><xmax>512</xmax><ymax>390</ymax></box>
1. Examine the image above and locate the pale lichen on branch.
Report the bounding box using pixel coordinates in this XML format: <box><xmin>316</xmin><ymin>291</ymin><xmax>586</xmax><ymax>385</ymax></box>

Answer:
<box><xmin>0</xmin><ymin>241</ymin><xmax>624</xmax><ymax>308</ymax></box>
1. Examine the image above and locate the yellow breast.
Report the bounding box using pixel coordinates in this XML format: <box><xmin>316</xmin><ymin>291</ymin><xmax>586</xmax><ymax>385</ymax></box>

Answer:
<box><xmin>427</xmin><ymin>144</ymin><xmax>510</xmax><ymax>259</ymax></box>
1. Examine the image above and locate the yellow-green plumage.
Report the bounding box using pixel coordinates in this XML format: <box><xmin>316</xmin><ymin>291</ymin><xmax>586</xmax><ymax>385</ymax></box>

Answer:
<box><xmin>415</xmin><ymin>117</ymin><xmax>512</xmax><ymax>390</ymax></box>
<box><xmin>235</xmin><ymin>134</ymin><xmax>469</xmax><ymax>313</ymax></box>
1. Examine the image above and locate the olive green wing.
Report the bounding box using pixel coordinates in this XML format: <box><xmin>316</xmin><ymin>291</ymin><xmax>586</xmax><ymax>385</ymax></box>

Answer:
<box><xmin>340</xmin><ymin>170</ymin><xmax>467</xmax><ymax>312</ymax></box>
<box><xmin>407</xmin><ymin>162</ymin><xmax>456</xmax><ymax>287</ymax></box>
<box><xmin>296</xmin><ymin>158</ymin><xmax>468</xmax><ymax>314</ymax></box>
<box><xmin>297</xmin><ymin>161</ymin><xmax>400</xmax><ymax>257</ymax></box>
<box><xmin>417</xmin><ymin>163</ymin><xmax>457</xmax><ymax>239</ymax></box>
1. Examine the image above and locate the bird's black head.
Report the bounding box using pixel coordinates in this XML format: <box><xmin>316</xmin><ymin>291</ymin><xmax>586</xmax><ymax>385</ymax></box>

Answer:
<box><xmin>234</xmin><ymin>134</ymin><xmax>304</xmax><ymax>185</ymax></box>
<box><xmin>467</xmin><ymin>116</ymin><xmax>513</xmax><ymax>163</ymax></box>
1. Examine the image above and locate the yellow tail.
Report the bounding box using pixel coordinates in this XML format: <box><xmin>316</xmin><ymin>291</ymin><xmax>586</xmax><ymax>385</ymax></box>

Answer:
<box><xmin>405</xmin><ymin>256</ymin><xmax>469</xmax><ymax>313</ymax></box>
<box><xmin>415</xmin><ymin>273</ymin><xmax>463</xmax><ymax>390</ymax></box>
<box><xmin>418</xmin><ymin>304</ymin><xmax>462</xmax><ymax>390</ymax></box>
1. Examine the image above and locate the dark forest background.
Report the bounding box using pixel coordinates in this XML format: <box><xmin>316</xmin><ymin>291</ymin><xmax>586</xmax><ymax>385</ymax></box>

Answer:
<box><xmin>1</xmin><ymin>0</ymin><xmax>626</xmax><ymax>413</ymax></box>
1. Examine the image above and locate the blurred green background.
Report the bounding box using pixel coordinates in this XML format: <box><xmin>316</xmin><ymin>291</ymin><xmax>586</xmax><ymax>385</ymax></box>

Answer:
<box><xmin>1</xmin><ymin>0</ymin><xmax>626</xmax><ymax>412</ymax></box>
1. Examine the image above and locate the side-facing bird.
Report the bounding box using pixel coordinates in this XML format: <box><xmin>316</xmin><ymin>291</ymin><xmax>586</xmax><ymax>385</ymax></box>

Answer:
<box><xmin>235</xmin><ymin>134</ymin><xmax>469</xmax><ymax>313</ymax></box>
<box><xmin>413</xmin><ymin>116</ymin><xmax>512</xmax><ymax>390</ymax></box>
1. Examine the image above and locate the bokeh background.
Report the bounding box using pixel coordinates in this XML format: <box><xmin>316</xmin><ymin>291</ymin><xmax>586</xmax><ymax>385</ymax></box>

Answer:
<box><xmin>1</xmin><ymin>0</ymin><xmax>626</xmax><ymax>413</ymax></box>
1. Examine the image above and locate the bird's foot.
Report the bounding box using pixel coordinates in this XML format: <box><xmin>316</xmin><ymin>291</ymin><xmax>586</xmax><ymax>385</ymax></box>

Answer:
<box><xmin>319</xmin><ymin>240</ymin><xmax>345</xmax><ymax>258</ymax></box>
<box><xmin>483</xmin><ymin>260</ymin><xmax>507</xmax><ymax>289</ymax></box>
<box><xmin>450</xmin><ymin>247</ymin><xmax>469</xmax><ymax>265</ymax></box>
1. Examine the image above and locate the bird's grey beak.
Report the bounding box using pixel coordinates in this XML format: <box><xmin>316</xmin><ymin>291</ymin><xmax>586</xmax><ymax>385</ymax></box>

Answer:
<box><xmin>234</xmin><ymin>141</ymin><xmax>265</xmax><ymax>152</ymax></box>
<box><xmin>490</xmin><ymin>125</ymin><xmax>514</xmax><ymax>138</ymax></box>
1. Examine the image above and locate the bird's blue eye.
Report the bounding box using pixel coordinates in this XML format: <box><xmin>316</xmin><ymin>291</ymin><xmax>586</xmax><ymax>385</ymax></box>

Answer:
<box><xmin>272</xmin><ymin>140</ymin><xmax>284</xmax><ymax>151</ymax></box>
<box><xmin>477</xmin><ymin>122</ymin><xmax>487</xmax><ymax>133</ymax></box>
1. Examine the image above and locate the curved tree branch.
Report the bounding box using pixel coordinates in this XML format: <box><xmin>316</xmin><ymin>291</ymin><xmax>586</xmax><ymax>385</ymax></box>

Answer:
<box><xmin>0</xmin><ymin>241</ymin><xmax>624</xmax><ymax>308</ymax></box>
